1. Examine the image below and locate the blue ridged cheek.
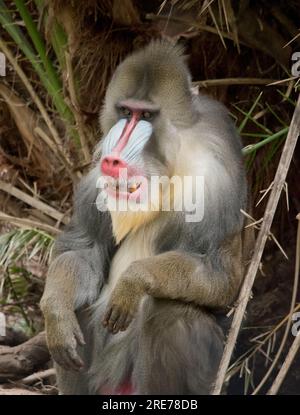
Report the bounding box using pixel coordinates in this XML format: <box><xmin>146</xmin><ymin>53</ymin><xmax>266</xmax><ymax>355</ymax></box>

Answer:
<box><xmin>101</xmin><ymin>119</ymin><xmax>153</xmax><ymax>162</ymax></box>
<box><xmin>121</xmin><ymin>120</ymin><xmax>153</xmax><ymax>163</ymax></box>
<box><xmin>101</xmin><ymin>119</ymin><xmax>127</xmax><ymax>156</ymax></box>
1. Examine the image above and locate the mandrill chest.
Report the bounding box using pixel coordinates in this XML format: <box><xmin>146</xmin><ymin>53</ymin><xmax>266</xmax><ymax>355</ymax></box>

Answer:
<box><xmin>104</xmin><ymin>225</ymin><xmax>155</xmax><ymax>296</ymax></box>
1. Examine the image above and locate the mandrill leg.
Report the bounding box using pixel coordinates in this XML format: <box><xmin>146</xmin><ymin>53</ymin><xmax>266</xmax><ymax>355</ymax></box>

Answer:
<box><xmin>133</xmin><ymin>298</ymin><xmax>224</xmax><ymax>395</ymax></box>
<box><xmin>55</xmin><ymin>363</ymin><xmax>90</xmax><ymax>395</ymax></box>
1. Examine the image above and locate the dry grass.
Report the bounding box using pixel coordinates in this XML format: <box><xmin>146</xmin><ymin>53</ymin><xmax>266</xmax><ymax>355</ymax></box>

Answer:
<box><xmin>0</xmin><ymin>0</ymin><xmax>300</xmax><ymax>394</ymax></box>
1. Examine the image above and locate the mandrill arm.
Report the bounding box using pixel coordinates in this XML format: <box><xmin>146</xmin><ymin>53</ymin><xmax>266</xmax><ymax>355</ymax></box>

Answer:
<box><xmin>103</xmin><ymin>233</ymin><xmax>243</xmax><ymax>333</ymax></box>
<box><xmin>40</xmin><ymin>250</ymin><xmax>102</xmax><ymax>370</ymax></box>
<box><xmin>40</xmin><ymin>171</ymin><xmax>114</xmax><ymax>371</ymax></box>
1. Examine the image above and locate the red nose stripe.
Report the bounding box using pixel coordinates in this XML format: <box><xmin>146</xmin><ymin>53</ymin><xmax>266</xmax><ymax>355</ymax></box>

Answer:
<box><xmin>113</xmin><ymin>112</ymin><xmax>140</xmax><ymax>153</ymax></box>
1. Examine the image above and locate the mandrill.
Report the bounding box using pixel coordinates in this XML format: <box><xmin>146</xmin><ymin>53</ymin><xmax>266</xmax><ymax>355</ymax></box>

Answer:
<box><xmin>40</xmin><ymin>41</ymin><xmax>248</xmax><ymax>395</ymax></box>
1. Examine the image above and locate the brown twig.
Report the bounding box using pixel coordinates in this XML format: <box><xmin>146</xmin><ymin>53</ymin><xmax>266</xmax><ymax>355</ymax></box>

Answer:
<box><xmin>0</xmin><ymin>39</ymin><xmax>74</xmax><ymax>177</ymax></box>
<box><xmin>251</xmin><ymin>212</ymin><xmax>300</xmax><ymax>394</ymax></box>
<box><xmin>0</xmin><ymin>212</ymin><xmax>62</xmax><ymax>235</ymax></box>
<box><xmin>212</xmin><ymin>94</ymin><xmax>300</xmax><ymax>395</ymax></box>
<box><xmin>267</xmin><ymin>213</ymin><xmax>300</xmax><ymax>395</ymax></box>
<box><xmin>193</xmin><ymin>78</ymin><xmax>278</xmax><ymax>88</ymax></box>
<box><xmin>0</xmin><ymin>332</ymin><xmax>49</xmax><ymax>382</ymax></box>
<box><xmin>0</xmin><ymin>387</ymin><xmax>43</xmax><ymax>395</ymax></box>
<box><xmin>65</xmin><ymin>50</ymin><xmax>90</xmax><ymax>163</ymax></box>
<box><xmin>146</xmin><ymin>13</ymin><xmax>248</xmax><ymax>46</ymax></box>
<box><xmin>20</xmin><ymin>368</ymin><xmax>55</xmax><ymax>385</ymax></box>
<box><xmin>226</xmin><ymin>303</ymin><xmax>300</xmax><ymax>381</ymax></box>
<box><xmin>0</xmin><ymin>181</ymin><xmax>69</xmax><ymax>225</ymax></box>
<box><xmin>267</xmin><ymin>331</ymin><xmax>300</xmax><ymax>395</ymax></box>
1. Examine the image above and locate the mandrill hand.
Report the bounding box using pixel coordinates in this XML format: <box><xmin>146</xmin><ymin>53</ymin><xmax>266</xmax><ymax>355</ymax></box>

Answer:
<box><xmin>102</xmin><ymin>273</ymin><xmax>147</xmax><ymax>334</ymax></box>
<box><xmin>43</xmin><ymin>307</ymin><xmax>85</xmax><ymax>371</ymax></box>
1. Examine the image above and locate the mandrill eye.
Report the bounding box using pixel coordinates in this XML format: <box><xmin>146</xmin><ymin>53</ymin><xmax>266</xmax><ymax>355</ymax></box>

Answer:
<box><xmin>142</xmin><ymin>111</ymin><xmax>152</xmax><ymax>120</ymax></box>
<box><xmin>120</xmin><ymin>107</ymin><xmax>132</xmax><ymax>118</ymax></box>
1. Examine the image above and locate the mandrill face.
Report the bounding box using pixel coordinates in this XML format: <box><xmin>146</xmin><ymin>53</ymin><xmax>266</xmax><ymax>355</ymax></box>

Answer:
<box><xmin>96</xmin><ymin>44</ymin><xmax>195</xmax><ymax>214</ymax></box>
<box><xmin>94</xmin><ymin>41</ymin><xmax>201</xmax><ymax>243</ymax></box>
<box><xmin>99</xmin><ymin>105</ymin><xmax>157</xmax><ymax>204</ymax></box>
<box><xmin>97</xmin><ymin>93</ymin><xmax>183</xmax><ymax>210</ymax></box>
<box><xmin>96</xmin><ymin>96</ymin><xmax>172</xmax><ymax>242</ymax></box>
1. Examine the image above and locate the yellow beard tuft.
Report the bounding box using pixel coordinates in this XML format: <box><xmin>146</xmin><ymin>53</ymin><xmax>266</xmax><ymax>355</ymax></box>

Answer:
<box><xmin>108</xmin><ymin>174</ymin><xmax>181</xmax><ymax>244</ymax></box>
<box><xmin>110</xmin><ymin>210</ymin><xmax>159</xmax><ymax>244</ymax></box>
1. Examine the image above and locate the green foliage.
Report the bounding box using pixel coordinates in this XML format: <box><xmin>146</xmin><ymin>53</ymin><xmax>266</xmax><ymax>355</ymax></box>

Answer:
<box><xmin>0</xmin><ymin>228</ymin><xmax>54</xmax><ymax>334</ymax></box>
<box><xmin>0</xmin><ymin>0</ymin><xmax>79</xmax><ymax>143</ymax></box>
<box><xmin>235</xmin><ymin>91</ymin><xmax>295</xmax><ymax>171</ymax></box>
<box><xmin>0</xmin><ymin>227</ymin><xmax>54</xmax><ymax>270</ymax></box>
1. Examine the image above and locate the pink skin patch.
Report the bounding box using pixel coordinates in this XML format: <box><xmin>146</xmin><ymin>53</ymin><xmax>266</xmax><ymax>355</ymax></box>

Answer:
<box><xmin>101</xmin><ymin>155</ymin><xmax>128</xmax><ymax>179</ymax></box>
<box><xmin>106</xmin><ymin>182</ymin><xmax>143</xmax><ymax>202</ymax></box>
<box><xmin>99</xmin><ymin>380</ymin><xmax>135</xmax><ymax>395</ymax></box>
<box><xmin>104</xmin><ymin>174</ymin><xmax>149</xmax><ymax>204</ymax></box>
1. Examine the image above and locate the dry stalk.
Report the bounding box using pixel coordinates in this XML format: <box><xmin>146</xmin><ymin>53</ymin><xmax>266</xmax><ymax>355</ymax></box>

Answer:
<box><xmin>0</xmin><ymin>212</ymin><xmax>62</xmax><ymax>235</ymax></box>
<box><xmin>267</xmin><ymin>213</ymin><xmax>300</xmax><ymax>395</ymax></box>
<box><xmin>194</xmin><ymin>78</ymin><xmax>277</xmax><ymax>88</ymax></box>
<box><xmin>0</xmin><ymin>181</ymin><xmax>69</xmax><ymax>225</ymax></box>
<box><xmin>0</xmin><ymin>39</ymin><xmax>74</xmax><ymax>177</ymax></box>
<box><xmin>65</xmin><ymin>50</ymin><xmax>90</xmax><ymax>163</ymax></box>
<box><xmin>212</xmin><ymin>94</ymin><xmax>300</xmax><ymax>395</ymax></box>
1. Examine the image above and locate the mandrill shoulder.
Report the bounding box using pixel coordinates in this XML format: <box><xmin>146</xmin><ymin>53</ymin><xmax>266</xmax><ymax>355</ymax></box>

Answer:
<box><xmin>193</xmin><ymin>93</ymin><xmax>244</xmax><ymax>154</ymax></box>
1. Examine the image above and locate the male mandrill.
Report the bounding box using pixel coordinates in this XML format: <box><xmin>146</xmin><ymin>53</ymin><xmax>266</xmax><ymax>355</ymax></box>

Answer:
<box><xmin>41</xmin><ymin>41</ymin><xmax>248</xmax><ymax>395</ymax></box>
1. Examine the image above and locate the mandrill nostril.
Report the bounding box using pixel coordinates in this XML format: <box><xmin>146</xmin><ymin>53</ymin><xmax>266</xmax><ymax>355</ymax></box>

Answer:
<box><xmin>101</xmin><ymin>155</ymin><xmax>128</xmax><ymax>178</ymax></box>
